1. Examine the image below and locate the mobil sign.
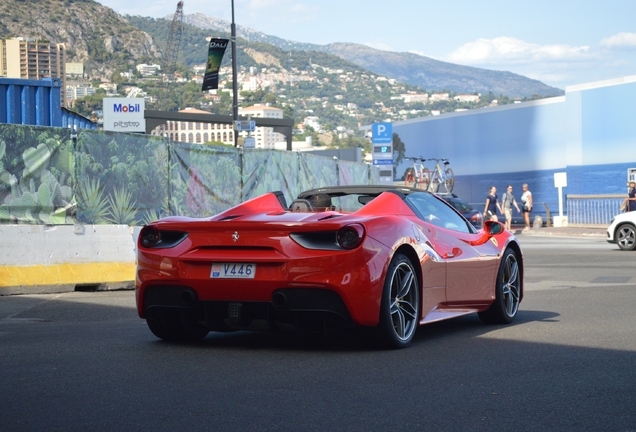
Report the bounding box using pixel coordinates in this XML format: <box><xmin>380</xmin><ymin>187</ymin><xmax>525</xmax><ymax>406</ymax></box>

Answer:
<box><xmin>103</xmin><ymin>98</ymin><xmax>146</xmax><ymax>133</ymax></box>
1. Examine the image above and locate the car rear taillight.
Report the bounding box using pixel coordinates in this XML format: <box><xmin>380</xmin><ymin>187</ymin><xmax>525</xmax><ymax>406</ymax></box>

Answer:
<box><xmin>140</xmin><ymin>225</ymin><xmax>160</xmax><ymax>248</ymax></box>
<box><xmin>470</xmin><ymin>213</ymin><xmax>483</xmax><ymax>223</ymax></box>
<box><xmin>337</xmin><ymin>224</ymin><xmax>366</xmax><ymax>250</ymax></box>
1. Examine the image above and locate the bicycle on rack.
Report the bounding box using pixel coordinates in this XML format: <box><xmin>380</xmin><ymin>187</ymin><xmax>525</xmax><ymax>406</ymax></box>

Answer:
<box><xmin>404</xmin><ymin>156</ymin><xmax>430</xmax><ymax>190</ymax></box>
<box><xmin>428</xmin><ymin>158</ymin><xmax>454</xmax><ymax>193</ymax></box>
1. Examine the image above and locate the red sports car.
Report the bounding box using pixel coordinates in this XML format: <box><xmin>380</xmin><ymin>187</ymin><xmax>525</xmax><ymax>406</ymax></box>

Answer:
<box><xmin>136</xmin><ymin>185</ymin><xmax>523</xmax><ymax>348</ymax></box>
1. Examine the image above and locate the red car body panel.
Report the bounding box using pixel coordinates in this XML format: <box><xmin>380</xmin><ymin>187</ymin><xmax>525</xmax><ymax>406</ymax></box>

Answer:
<box><xmin>136</xmin><ymin>189</ymin><xmax>523</xmax><ymax>333</ymax></box>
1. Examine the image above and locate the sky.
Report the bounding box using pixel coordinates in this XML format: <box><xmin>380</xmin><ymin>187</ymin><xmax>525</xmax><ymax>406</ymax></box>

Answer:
<box><xmin>98</xmin><ymin>0</ymin><xmax>636</xmax><ymax>90</ymax></box>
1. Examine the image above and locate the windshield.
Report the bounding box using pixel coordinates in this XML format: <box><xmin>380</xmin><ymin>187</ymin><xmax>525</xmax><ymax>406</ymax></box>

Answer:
<box><xmin>405</xmin><ymin>192</ymin><xmax>472</xmax><ymax>233</ymax></box>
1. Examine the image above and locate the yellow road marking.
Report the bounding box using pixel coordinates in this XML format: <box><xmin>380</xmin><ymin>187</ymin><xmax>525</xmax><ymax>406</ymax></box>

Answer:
<box><xmin>0</xmin><ymin>263</ymin><xmax>136</xmax><ymax>287</ymax></box>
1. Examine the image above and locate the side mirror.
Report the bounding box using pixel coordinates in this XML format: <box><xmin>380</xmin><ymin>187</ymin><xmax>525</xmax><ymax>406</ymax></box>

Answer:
<box><xmin>463</xmin><ymin>220</ymin><xmax>505</xmax><ymax>246</ymax></box>
<box><xmin>484</xmin><ymin>220</ymin><xmax>504</xmax><ymax>235</ymax></box>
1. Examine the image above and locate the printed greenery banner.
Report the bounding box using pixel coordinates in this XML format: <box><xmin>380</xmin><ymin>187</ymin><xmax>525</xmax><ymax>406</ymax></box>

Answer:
<box><xmin>0</xmin><ymin>124</ymin><xmax>75</xmax><ymax>224</ymax></box>
<box><xmin>170</xmin><ymin>142</ymin><xmax>241</xmax><ymax>217</ymax></box>
<box><xmin>298</xmin><ymin>153</ymin><xmax>338</xmax><ymax>194</ymax></box>
<box><xmin>75</xmin><ymin>130</ymin><xmax>170</xmax><ymax>225</ymax></box>
<box><xmin>338</xmin><ymin>159</ymin><xmax>371</xmax><ymax>186</ymax></box>
<box><xmin>242</xmin><ymin>149</ymin><xmax>300</xmax><ymax>206</ymax></box>
<box><xmin>370</xmin><ymin>165</ymin><xmax>381</xmax><ymax>184</ymax></box>
<box><xmin>1</xmin><ymin>124</ymin><xmax>375</xmax><ymax>225</ymax></box>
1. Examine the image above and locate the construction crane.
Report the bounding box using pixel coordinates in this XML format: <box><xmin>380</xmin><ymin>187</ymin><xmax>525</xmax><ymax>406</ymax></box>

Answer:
<box><xmin>163</xmin><ymin>1</ymin><xmax>184</xmax><ymax>75</ymax></box>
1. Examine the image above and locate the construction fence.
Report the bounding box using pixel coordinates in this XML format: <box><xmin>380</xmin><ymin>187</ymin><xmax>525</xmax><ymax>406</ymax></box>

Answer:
<box><xmin>0</xmin><ymin>124</ymin><xmax>379</xmax><ymax>225</ymax></box>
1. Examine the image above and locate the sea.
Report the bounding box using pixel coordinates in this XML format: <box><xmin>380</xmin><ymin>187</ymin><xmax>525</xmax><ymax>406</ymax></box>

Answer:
<box><xmin>451</xmin><ymin>162</ymin><xmax>635</xmax><ymax>217</ymax></box>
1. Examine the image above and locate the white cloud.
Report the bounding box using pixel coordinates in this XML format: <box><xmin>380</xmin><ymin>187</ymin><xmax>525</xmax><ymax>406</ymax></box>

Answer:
<box><xmin>600</xmin><ymin>32</ymin><xmax>636</xmax><ymax>48</ymax></box>
<box><xmin>445</xmin><ymin>37</ymin><xmax>590</xmax><ymax>65</ymax></box>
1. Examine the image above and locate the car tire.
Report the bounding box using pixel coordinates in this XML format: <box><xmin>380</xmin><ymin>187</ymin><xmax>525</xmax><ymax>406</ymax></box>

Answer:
<box><xmin>146</xmin><ymin>309</ymin><xmax>209</xmax><ymax>342</ymax></box>
<box><xmin>376</xmin><ymin>253</ymin><xmax>420</xmax><ymax>349</ymax></box>
<box><xmin>616</xmin><ymin>224</ymin><xmax>636</xmax><ymax>251</ymax></box>
<box><xmin>478</xmin><ymin>248</ymin><xmax>521</xmax><ymax>324</ymax></box>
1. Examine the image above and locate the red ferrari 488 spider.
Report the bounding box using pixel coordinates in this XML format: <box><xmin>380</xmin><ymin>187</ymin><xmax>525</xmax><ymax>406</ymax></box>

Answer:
<box><xmin>136</xmin><ymin>185</ymin><xmax>523</xmax><ymax>348</ymax></box>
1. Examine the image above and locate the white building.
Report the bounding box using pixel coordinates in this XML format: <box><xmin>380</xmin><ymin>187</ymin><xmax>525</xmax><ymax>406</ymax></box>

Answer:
<box><xmin>430</xmin><ymin>93</ymin><xmax>450</xmax><ymax>102</ymax></box>
<box><xmin>403</xmin><ymin>94</ymin><xmax>429</xmax><ymax>104</ymax></box>
<box><xmin>65</xmin><ymin>85</ymin><xmax>96</xmax><ymax>104</ymax></box>
<box><xmin>150</xmin><ymin>107</ymin><xmax>234</xmax><ymax>145</ymax></box>
<box><xmin>238</xmin><ymin>105</ymin><xmax>284</xmax><ymax>149</ymax></box>
<box><xmin>99</xmin><ymin>82</ymin><xmax>118</xmax><ymax>95</ymax></box>
<box><xmin>65</xmin><ymin>62</ymin><xmax>84</xmax><ymax>78</ymax></box>
<box><xmin>454</xmin><ymin>94</ymin><xmax>480</xmax><ymax>103</ymax></box>
<box><xmin>303</xmin><ymin>116</ymin><xmax>321</xmax><ymax>132</ymax></box>
<box><xmin>136</xmin><ymin>63</ymin><xmax>161</xmax><ymax>77</ymax></box>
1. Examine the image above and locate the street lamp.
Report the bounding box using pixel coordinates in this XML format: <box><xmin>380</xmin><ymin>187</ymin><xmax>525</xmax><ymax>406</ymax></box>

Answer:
<box><xmin>231</xmin><ymin>0</ymin><xmax>239</xmax><ymax>147</ymax></box>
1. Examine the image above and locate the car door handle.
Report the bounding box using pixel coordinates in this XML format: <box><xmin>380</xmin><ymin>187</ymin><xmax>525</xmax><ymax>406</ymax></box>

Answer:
<box><xmin>442</xmin><ymin>247</ymin><xmax>462</xmax><ymax>259</ymax></box>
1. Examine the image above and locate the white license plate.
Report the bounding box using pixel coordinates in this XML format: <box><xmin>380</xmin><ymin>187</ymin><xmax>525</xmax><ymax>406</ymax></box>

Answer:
<box><xmin>211</xmin><ymin>263</ymin><xmax>256</xmax><ymax>279</ymax></box>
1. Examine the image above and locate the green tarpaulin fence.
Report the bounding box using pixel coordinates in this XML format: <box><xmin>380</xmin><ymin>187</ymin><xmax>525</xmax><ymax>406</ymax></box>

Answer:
<box><xmin>0</xmin><ymin>124</ymin><xmax>378</xmax><ymax>225</ymax></box>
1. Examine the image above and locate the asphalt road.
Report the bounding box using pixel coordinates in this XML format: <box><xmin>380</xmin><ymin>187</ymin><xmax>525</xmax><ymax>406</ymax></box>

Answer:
<box><xmin>0</xmin><ymin>235</ymin><xmax>635</xmax><ymax>431</ymax></box>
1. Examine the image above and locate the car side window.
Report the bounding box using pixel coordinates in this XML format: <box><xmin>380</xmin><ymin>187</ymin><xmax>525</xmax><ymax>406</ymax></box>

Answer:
<box><xmin>405</xmin><ymin>193</ymin><xmax>471</xmax><ymax>233</ymax></box>
<box><xmin>450</xmin><ymin>199</ymin><xmax>471</xmax><ymax>212</ymax></box>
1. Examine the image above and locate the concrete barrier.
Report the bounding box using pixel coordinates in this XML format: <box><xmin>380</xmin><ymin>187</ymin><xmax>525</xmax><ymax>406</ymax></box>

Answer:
<box><xmin>0</xmin><ymin>224</ymin><xmax>140</xmax><ymax>295</ymax></box>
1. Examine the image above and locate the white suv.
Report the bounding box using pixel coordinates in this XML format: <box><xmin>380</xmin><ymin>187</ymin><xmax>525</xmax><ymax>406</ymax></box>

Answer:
<box><xmin>607</xmin><ymin>212</ymin><xmax>636</xmax><ymax>250</ymax></box>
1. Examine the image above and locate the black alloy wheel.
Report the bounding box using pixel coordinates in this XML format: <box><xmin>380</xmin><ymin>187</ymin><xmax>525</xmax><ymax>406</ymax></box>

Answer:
<box><xmin>478</xmin><ymin>248</ymin><xmax>521</xmax><ymax>324</ymax></box>
<box><xmin>377</xmin><ymin>253</ymin><xmax>420</xmax><ymax>348</ymax></box>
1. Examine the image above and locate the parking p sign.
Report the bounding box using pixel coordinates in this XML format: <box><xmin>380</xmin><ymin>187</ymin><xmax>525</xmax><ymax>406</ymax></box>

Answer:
<box><xmin>372</xmin><ymin>122</ymin><xmax>392</xmax><ymax>144</ymax></box>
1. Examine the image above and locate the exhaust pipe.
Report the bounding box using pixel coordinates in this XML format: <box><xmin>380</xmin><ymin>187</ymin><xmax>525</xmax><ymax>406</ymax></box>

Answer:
<box><xmin>179</xmin><ymin>289</ymin><xmax>198</xmax><ymax>306</ymax></box>
<box><xmin>272</xmin><ymin>291</ymin><xmax>288</xmax><ymax>308</ymax></box>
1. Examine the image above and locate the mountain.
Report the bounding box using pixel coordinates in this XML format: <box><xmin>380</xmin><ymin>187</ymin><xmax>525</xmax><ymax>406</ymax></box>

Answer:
<box><xmin>0</xmin><ymin>0</ymin><xmax>158</xmax><ymax>76</ymax></box>
<box><xmin>126</xmin><ymin>15</ymin><xmax>364</xmax><ymax>74</ymax></box>
<box><xmin>178</xmin><ymin>13</ymin><xmax>563</xmax><ymax>98</ymax></box>
<box><xmin>0</xmin><ymin>0</ymin><xmax>564</xmax><ymax>136</ymax></box>
<box><xmin>321</xmin><ymin>43</ymin><xmax>562</xmax><ymax>97</ymax></box>
<box><xmin>0</xmin><ymin>0</ymin><xmax>562</xmax><ymax>98</ymax></box>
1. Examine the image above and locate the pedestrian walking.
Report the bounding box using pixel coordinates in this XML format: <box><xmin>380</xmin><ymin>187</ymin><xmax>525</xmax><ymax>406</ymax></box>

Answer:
<box><xmin>501</xmin><ymin>185</ymin><xmax>521</xmax><ymax>231</ymax></box>
<box><xmin>521</xmin><ymin>183</ymin><xmax>533</xmax><ymax>230</ymax></box>
<box><xmin>484</xmin><ymin>186</ymin><xmax>502</xmax><ymax>222</ymax></box>
<box><xmin>626</xmin><ymin>181</ymin><xmax>636</xmax><ymax>212</ymax></box>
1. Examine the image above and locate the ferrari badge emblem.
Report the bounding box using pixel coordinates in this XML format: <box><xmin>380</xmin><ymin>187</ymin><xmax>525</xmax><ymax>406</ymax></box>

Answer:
<box><xmin>232</xmin><ymin>231</ymin><xmax>239</xmax><ymax>242</ymax></box>
<box><xmin>490</xmin><ymin>237</ymin><xmax>498</xmax><ymax>247</ymax></box>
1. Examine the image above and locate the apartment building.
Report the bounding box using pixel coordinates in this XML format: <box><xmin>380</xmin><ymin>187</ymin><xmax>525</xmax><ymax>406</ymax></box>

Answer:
<box><xmin>150</xmin><ymin>105</ymin><xmax>284</xmax><ymax>148</ymax></box>
<box><xmin>454</xmin><ymin>94</ymin><xmax>480</xmax><ymax>103</ymax></box>
<box><xmin>0</xmin><ymin>38</ymin><xmax>66</xmax><ymax>106</ymax></box>
<box><xmin>136</xmin><ymin>63</ymin><xmax>161</xmax><ymax>77</ymax></box>
<box><xmin>238</xmin><ymin>105</ymin><xmax>284</xmax><ymax>149</ymax></box>
<box><xmin>66</xmin><ymin>85</ymin><xmax>96</xmax><ymax>104</ymax></box>
<box><xmin>151</xmin><ymin>107</ymin><xmax>235</xmax><ymax>145</ymax></box>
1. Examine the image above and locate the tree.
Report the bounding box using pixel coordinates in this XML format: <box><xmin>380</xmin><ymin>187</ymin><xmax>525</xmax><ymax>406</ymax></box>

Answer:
<box><xmin>392</xmin><ymin>132</ymin><xmax>406</xmax><ymax>178</ymax></box>
<box><xmin>73</xmin><ymin>90</ymin><xmax>107</xmax><ymax>118</ymax></box>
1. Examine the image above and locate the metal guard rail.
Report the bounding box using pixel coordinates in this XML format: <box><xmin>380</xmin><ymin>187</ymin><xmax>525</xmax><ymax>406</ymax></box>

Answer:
<box><xmin>566</xmin><ymin>194</ymin><xmax>625</xmax><ymax>225</ymax></box>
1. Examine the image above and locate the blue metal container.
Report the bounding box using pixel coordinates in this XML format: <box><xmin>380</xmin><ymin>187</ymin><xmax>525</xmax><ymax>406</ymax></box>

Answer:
<box><xmin>0</xmin><ymin>77</ymin><xmax>97</xmax><ymax>129</ymax></box>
